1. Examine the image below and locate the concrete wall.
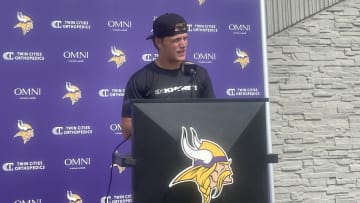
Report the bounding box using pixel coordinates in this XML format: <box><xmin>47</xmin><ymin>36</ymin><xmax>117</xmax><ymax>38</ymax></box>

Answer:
<box><xmin>267</xmin><ymin>0</ymin><xmax>360</xmax><ymax>202</ymax></box>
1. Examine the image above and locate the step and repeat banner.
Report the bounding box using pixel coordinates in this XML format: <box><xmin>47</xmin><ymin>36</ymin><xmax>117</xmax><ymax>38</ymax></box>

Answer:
<box><xmin>0</xmin><ymin>0</ymin><xmax>267</xmax><ymax>202</ymax></box>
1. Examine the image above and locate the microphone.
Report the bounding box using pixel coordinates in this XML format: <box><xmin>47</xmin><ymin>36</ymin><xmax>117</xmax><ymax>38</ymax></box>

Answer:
<box><xmin>181</xmin><ymin>61</ymin><xmax>197</xmax><ymax>77</ymax></box>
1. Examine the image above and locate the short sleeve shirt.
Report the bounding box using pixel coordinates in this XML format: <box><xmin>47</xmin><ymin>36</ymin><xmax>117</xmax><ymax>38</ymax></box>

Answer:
<box><xmin>121</xmin><ymin>62</ymin><xmax>215</xmax><ymax>117</ymax></box>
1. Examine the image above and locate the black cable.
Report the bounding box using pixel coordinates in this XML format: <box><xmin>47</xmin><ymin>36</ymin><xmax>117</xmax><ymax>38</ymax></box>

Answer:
<box><xmin>104</xmin><ymin>135</ymin><xmax>131</xmax><ymax>203</ymax></box>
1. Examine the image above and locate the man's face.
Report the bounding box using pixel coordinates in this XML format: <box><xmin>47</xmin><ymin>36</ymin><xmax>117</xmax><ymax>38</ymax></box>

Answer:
<box><xmin>157</xmin><ymin>33</ymin><xmax>188</xmax><ymax>63</ymax></box>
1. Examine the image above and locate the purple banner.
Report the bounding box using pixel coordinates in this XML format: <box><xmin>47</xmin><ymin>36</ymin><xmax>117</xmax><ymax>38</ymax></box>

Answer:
<box><xmin>0</xmin><ymin>0</ymin><xmax>266</xmax><ymax>202</ymax></box>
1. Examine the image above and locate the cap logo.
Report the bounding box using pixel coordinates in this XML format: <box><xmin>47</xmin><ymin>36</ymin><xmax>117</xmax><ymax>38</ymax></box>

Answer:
<box><xmin>174</xmin><ymin>22</ymin><xmax>187</xmax><ymax>32</ymax></box>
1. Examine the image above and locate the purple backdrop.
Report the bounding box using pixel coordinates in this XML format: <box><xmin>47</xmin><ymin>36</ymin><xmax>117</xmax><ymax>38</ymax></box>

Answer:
<box><xmin>0</xmin><ymin>0</ymin><xmax>267</xmax><ymax>202</ymax></box>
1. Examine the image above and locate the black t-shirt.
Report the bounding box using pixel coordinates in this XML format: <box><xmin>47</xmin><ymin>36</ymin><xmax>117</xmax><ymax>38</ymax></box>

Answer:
<box><xmin>122</xmin><ymin>62</ymin><xmax>215</xmax><ymax>117</ymax></box>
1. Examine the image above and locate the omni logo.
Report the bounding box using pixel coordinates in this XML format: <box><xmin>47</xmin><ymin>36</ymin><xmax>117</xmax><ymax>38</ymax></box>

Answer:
<box><xmin>63</xmin><ymin>51</ymin><xmax>89</xmax><ymax>63</ymax></box>
<box><xmin>228</xmin><ymin>23</ymin><xmax>251</xmax><ymax>35</ymax></box>
<box><xmin>110</xmin><ymin>123</ymin><xmax>122</xmax><ymax>135</ymax></box>
<box><xmin>64</xmin><ymin>157</ymin><xmax>91</xmax><ymax>170</ymax></box>
<box><xmin>107</xmin><ymin>20</ymin><xmax>132</xmax><ymax>32</ymax></box>
<box><xmin>193</xmin><ymin>52</ymin><xmax>216</xmax><ymax>64</ymax></box>
<box><xmin>14</xmin><ymin>88</ymin><xmax>41</xmax><ymax>96</ymax></box>
<box><xmin>14</xmin><ymin>199</ymin><xmax>42</xmax><ymax>203</ymax></box>
<box><xmin>14</xmin><ymin>88</ymin><xmax>42</xmax><ymax>100</ymax></box>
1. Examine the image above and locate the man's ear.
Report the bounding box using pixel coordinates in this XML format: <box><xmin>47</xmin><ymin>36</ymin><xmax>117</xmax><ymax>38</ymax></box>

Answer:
<box><xmin>154</xmin><ymin>37</ymin><xmax>163</xmax><ymax>49</ymax></box>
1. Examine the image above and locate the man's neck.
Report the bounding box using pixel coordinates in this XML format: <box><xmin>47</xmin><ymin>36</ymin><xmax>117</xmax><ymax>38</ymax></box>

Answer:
<box><xmin>155</xmin><ymin>58</ymin><xmax>182</xmax><ymax>70</ymax></box>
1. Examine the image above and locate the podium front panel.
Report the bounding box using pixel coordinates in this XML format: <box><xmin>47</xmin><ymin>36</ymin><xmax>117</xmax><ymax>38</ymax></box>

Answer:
<box><xmin>132</xmin><ymin>99</ymin><xmax>269</xmax><ymax>203</ymax></box>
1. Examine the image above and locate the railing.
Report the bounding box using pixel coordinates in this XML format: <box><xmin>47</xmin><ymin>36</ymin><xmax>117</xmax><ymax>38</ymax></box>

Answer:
<box><xmin>265</xmin><ymin>0</ymin><xmax>345</xmax><ymax>37</ymax></box>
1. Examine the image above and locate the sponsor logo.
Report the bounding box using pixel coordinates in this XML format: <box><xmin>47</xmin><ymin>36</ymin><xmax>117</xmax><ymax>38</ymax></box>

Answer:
<box><xmin>51</xmin><ymin>20</ymin><xmax>91</xmax><ymax>30</ymax></box>
<box><xmin>142</xmin><ymin>53</ymin><xmax>158</xmax><ymax>62</ymax></box>
<box><xmin>108</xmin><ymin>46</ymin><xmax>126</xmax><ymax>68</ymax></box>
<box><xmin>109</xmin><ymin>123</ymin><xmax>122</xmax><ymax>135</ymax></box>
<box><xmin>193</xmin><ymin>52</ymin><xmax>216</xmax><ymax>64</ymax></box>
<box><xmin>63</xmin><ymin>51</ymin><xmax>89</xmax><ymax>63</ymax></box>
<box><xmin>67</xmin><ymin>191</ymin><xmax>82</xmax><ymax>203</ymax></box>
<box><xmin>63</xmin><ymin>82</ymin><xmax>82</xmax><ymax>105</ymax></box>
<box><xmin>234</xmin><ymin>48</ymin><xmax>250</xmax><ymax>69</ymax></box>
<box><xmin>100</xmin><ymin>194</ymin><xmax>132</xmax><ymax>203</ymax></box>
<box><xmin>154</xmin><ymin>85</ymin><xmax>197</xmax><ymax>95</ymax></box>
<box><xmin>107</xmin><ymin>20</ymin><xmax>132</xmax><ymax>32</ymax></box>
<box><xmin>188</xmin><ymin>23</ymin><xmax>218</xmax><ymax>33</ymax></box>
<box><xmin>14</xmin><ymin>88</ymin><xmax>42</xmax><ymax>100</ymax></box>
<box><xmin>112</xmin><ymin>163</ymin><xmax>126</xmax><ymax>174</ymax></box>
<box><xmin>14</xmin><ymin>12</ymin><xmax>33</xmax><ymax>35</ymax></box>
<box><xmin>14</xmin><ymin>198</ymin><xmax>42</xmax><ymax>203</ymax></box>
<box><xmin>14</xmin><ymin>120</ymin><xmax>34</xmax><ymax>144</ymax></box>
<box><xmin>228</xmin><ymin>23</ymin><xmax>251</xmax><ymax>35</ymax></box>
<box><xmin>64</xmin><ymin>157</ymin><xmax>91</xmax><ymax>170</ymax></box>
<box><xmin>98</xmin><ymin>88</ymin><xmax>125</xmax><ymax>97</ymax></box>
<box><xmin>226</xmin><ymin>87</ymin><xmax>260</xmax><ymax>96</ymax></box>
<box><xmin>2</xmin><ymin>51</ymin><xmax>45</xmax><ymax>61</ymax></box>
<box><xmin>2</xmin><ymin>161</ymin><xmax>45</xmax><ymax>172</ymax></box>
<box><xmin>52</xmin><ymin>125</ymin><xmax>93</xmax><ymax>136</ymax></box>
<box><xmin>197</xmin><ymin>0</ymin><xmax>206</xmax><ymax>5</ymax></box>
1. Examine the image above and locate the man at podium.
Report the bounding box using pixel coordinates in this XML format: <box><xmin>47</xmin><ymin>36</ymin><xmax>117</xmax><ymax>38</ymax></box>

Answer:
<box><xmin>121</xmin><ymin>13</ymin><xmax>215</xmax><ymax>138</ymax></box>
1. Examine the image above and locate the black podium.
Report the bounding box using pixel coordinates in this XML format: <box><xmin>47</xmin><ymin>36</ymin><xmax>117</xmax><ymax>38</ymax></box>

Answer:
<box><xmin>131</xmin><ymin>99</ymin><xmax>272</xmax><ymax>203</ymax></box>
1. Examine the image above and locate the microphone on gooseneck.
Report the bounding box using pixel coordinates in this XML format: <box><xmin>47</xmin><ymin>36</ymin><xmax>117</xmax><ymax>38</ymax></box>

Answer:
<box><xmin>181</xmin><ymin>61</ymin><xmax>197</xmax><ymax>78</ymax></box>
<box><xmin>181</xmin><ymin>61</ymin><xmax>198</xmax><ymax>98</ymax></box>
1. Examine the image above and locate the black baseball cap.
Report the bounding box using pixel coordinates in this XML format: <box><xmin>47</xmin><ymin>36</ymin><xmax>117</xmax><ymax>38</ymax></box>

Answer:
<box><xmin>146</xmin><ymin>13</ymin><xmax>188</xmax><ymax>40</ymax></box>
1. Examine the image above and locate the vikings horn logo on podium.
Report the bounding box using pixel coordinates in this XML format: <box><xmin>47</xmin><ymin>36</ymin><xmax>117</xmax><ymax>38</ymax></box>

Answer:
<box><xmin>169</xmin><ymin>126</ymin><xmax>234</xmax><ymax>203</ymax></box>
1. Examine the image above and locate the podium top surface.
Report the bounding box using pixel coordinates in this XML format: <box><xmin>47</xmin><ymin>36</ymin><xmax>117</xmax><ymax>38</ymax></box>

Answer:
<box><xmin>131</xmin><ymin>98</ymin><xmax>269</xmax><ymax>104</ymax></box>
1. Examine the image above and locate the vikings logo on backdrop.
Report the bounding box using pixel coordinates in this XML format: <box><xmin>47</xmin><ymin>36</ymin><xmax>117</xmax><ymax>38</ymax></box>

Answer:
<box><xmin>169</xmin><ymin>127</ymin><xmax>233</xmax><ymax>203</ymax></box>
<box><xmin>14</xmin><ymin>120</ymin><xmax>34</xmax><ymax>144</ymax></box>
<box><xmin>233</xmin><ymin>48</ymin><xmax>250</xmax><ymax>69</ymax></box>
<box><xmin>108</xmin><ymin>46</ymin><xmax>126</xmax><ymax>68</ymax></box>
<box><xmin>112</xmin><ymin>163</ymin><xmax>126</xmax><ymax>174</ymax></box>
<box><xmin>63</xmin><ymin>82</ymin><xmax>82</xmax><ymax>105</ymax></box>
<box><xmin>67</xmin><ymin>191</ymin><xmax>82</xmax><ymax>203</ymax></box>
<box><xmin>197</xmin><ymin>0</ymin><xmax>206</xmax><ymax>5</ymax></box>
<box><xmin>13</xmin><ymin>12</ymin><xmax>33</xmax><ymax>35</ymax></box>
